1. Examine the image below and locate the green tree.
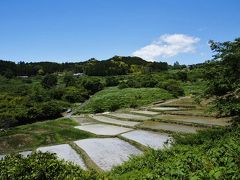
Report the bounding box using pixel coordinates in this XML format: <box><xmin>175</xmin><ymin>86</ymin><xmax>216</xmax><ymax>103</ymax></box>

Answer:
<box><xmin>204</xmin><ymin>38</ymin><xmax>240</xmax><ymax>116</ymax></box>
<box><xmin>81</xmin><ymin>78</ymin><xmax>104</xmax><ymax>94</ymax></box>
<box><xmin>63</xmin><ymin>86</ymin><xmax>89</xmax><ymax>103</ymax></box>
<box><xmin>41</xmin><ymin>74</ymin><xmax>58</xmax><ymax>89</ymax></box>
<box><xmin>63</xmin><ymin>72</ymin><xmax>75</xmax><ymax>87</ymax></box>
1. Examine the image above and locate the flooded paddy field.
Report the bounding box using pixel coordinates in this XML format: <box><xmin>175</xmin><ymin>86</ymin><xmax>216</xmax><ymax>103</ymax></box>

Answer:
<box><xmin>150</xmin><ymin>107</ymin><xmax>180</xmax><ymax>111</ymax></box>
<box><xmin>74</xmin><ymin>138</ymin><xmax>142</xmax><ymax>171</ymax></box>
<box><xmin>121</xmin><ymin>130</ymin><xmax>170</xmax><ymax>149</ymax></box>
<box><xmin>108</xmin><ymin>113</ymin><xmax>151</xmax><ymax>121</ymax></box>
<box><xmin>89</xmin><ymin>115</ymin><xmax>140</xmax><ymax>127</ymax></box>
<box><xmin>140</xmin><ymin>121</ymin><xmax>205</xmax><ymax>133</ymax></box>
<box><xmin>75</xmin><ymin>124</ymin><xmax>133</xmax><ymax>135</ymax></box>
<box><xmin>154</xmin><ymin>114</ymin><xmax>230</xmax><ymax>126</ymax></box>
<box><xmin>37</xmin><ymin>144</ymin><xmax>86</xmax><ymax>169</ymax></box>
<box><xmin>72</xmin><ymin>115</ymin><xmax>97</xmax><ymax>125</ymax></box>
<box><xmin>130</xmin><ymin>110</ymin><xmax>159</xmax><ymax>115</ymax></box>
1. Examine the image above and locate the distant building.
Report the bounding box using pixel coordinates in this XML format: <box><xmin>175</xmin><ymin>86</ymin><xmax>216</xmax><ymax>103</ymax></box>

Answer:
<box><xmin>73</xmin><ymin>73</ymin><xmax>84</xmax><ymax>77</ymax></box>
<box><xmin>18</xmin><ymin>76</ymin><xmax>28</xmax><ymax>78</ymax></box>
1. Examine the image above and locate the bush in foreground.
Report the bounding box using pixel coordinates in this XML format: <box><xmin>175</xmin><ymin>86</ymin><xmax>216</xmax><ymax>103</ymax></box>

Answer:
<box><xmin>0</xmin><ymin>152</ymin><xmax>101</xmax><ymax>179</ymax></box>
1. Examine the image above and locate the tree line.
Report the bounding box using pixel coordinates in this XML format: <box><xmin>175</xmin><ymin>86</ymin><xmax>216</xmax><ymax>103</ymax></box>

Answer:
<box><xmin>0</xmin><ymin>56</ymin><xmax>170</xmax><ymax>77</ymax></box>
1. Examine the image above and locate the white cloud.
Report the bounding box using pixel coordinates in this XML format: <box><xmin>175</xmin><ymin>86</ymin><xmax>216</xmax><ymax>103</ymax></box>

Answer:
<box><xmin>132</xmin><ymin>34</ymin><xmax>200</xmax><ymax>61</ymax></box>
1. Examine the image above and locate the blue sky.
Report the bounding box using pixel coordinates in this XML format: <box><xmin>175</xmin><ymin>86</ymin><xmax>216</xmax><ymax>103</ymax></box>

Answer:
<box><xmin>0</xmin><ymin>0</ymin><xmax>239</xmax><ymax>65</ymax></box>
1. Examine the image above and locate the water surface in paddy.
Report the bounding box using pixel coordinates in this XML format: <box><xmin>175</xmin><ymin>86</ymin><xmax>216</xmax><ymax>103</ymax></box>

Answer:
<box><xmin>121</xmin><ymin>130</ymin><xmax>170</xmax><ymax>149</ymax></box>
<box><xmin>90</xmin><ymin>115</ymin><xmax>140</xmax><ymax>127</ymax></box>
<box><xmin>74</xmin><ymin>138</ymin><xmax>142</xmax><ymax>171</ymax></box>
<box><xmin>75</xmin><ymin>124</ymin><xmax>132</xmax><ymax>135</ymax></box>
<box><xmin>37</xmin><ymin>144</ymin><xmax>86</xmax><ymax>169</ymax></box>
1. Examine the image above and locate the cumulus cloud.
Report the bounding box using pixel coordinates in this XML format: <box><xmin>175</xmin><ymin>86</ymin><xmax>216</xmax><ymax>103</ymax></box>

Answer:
<box><xmin>132</xmin><ymin>34</ymin><xmax>200</xmax><ymax>61</ymax></box>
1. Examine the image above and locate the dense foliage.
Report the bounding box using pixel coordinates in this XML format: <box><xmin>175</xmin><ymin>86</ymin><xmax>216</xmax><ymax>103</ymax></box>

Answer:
<box><xmin>0</xmin><ymin>77</ymin><xmax>68</xmax><ymax>128</ymax></box>
<box><xmin>0</xmin><ymin>75</ymin><xmax>105</xmax><ymax>128</ymax></box>
<box><xmin>0</xmin><ymin>66</ymin><xmax>200</xmax><ymax>128</ymax></box>
<box><xmin>203</xmin><ymin>38</ymin><xmax>240</xmax><ymax>116</ymax></box>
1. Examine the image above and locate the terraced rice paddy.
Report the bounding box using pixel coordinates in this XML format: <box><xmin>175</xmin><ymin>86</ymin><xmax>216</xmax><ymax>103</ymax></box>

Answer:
<box><xmin>89</xmin><ymin>115</ymin><xmax>140</xmax><ymax>127</ymax></box>
<box><xmin>74</xmin><ymin>138</ymin><xmax>142</xmax><ymax>171</ymax></box>
<box><xmin>121</xmin><ymin>130</ymin><xmax>170</xmax><ymax>149</ymax></box>
<box><xmin>158</xmin><ymin>96</ymin><xmax>196</xmax><ymax>107</ymax></box>
<box><xmin>140</xmin><ymin>121</ymin><xmax>205</xmax><ymax>133</ymax></box>
<box><xmin>130</xmin><ymin>110</ymin><xmax>159</xmax><ymax>115</ymax></box>
<box><xmin>72</xmin><ymin>115</ymin><xmax>97</xmax><ymax>125</ymax></box>
<box><xmin>108</xmin><ymin>113</ymin><xmax>151</xmax><ymax>121</ymax></box>
<box><xmin>166</xmin><ymin>109</ymin><xmax>215</xmax><ymax>116</ymax></box>
<box><xmin>37</xmin><ymin>144</ymin><xmax>87</xmax><ymax>169</ymax></box>
<box><xmin>155</xmin><ymin>114</ymin><xmax>230</xmax><ymax>126</ymax></box>
<box><xmin>150</xmin><ymin>107</ymin><xmax>179</xmax><ymax>111</ymax></box>
<box><xmin>75</xmin><ymin>124</ymin><xmax>132</xmax><ymax>135</ymax></box>
<box><xmin>1</xmin><ymin>96</ymin><xmax>233</xmax><ymax>172</ymax></box>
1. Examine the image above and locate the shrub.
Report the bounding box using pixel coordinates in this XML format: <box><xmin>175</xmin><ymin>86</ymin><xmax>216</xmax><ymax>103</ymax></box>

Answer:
<box><xmin>0</xmin><ymin>113</ymin><xmax>18</xmax><ymax>128</ymax></box>
<box><xmin>109</xmin><ymin>102</ymin><xmax>120</xmax><ymax>111</ymax></box>
<box><xmin>92</xmin><ymin>103</ymin><xmax>104</xmax><ymax>113</ymax></box>
<box><xmin>0</xmin><ymin>152</ymin><xmax>101</xmax><ymax>179</ymax></box>
<box><xmin>126</xmin><ymin>79</ymin><xmax>141</xmax><ymax>88</ymax></box>
<box><xmin>41</xmin><ymin>74</ymin><xmax>58</xmax><ymax>89</ymax></box>
<box><xmin>80</xmin><ymin>78</ymin><xmax>104</xmax><ymax>95</ymax></box>
<box><xmin>140</xmin><ymin>76</ymin><xmax>158</xmax><ymax>87</ymax></box>
<box><xmin>157</xmin><ymin>79</ymin><xmax>184</xmax><ymax>97</ymax></box>
<box><xmin>63</xmin><ymin>72</ymin><xmax>76</xmax><ymax>87</ymax></box>
<box><xmin>63</xmin><ymin>86</ymin><xmax>89</xmax><ymax>103</ymax></box>
<box><xmin>118</xmin><ymin>82</ymin><xmax>129</xmax><ymax>89</ymax></box>
<box><xmin>105</xmin><ymin>76</ymin><xmax>119</xmax><ymax>87</ymax></box>
<box><xmin>49</xmin><ymin>87</ymin><xmax>65</xmax><ymax>100</ymax></box>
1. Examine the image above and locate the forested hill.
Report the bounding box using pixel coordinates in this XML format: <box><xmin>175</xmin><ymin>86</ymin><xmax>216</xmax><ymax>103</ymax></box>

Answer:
<box><xmin>0</xmin><ymin>56</ymin><xmax>168</xmax><ymax>77</ymax></box>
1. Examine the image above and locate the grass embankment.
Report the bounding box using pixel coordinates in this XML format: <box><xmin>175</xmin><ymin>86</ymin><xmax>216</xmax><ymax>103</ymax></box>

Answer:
<box><xmin>77</xmin><ymin>87</ymin><xmax>173</xmax><ymax>113</ymax></box>
<box><xmin>0</xmin><ymin>118</ymin><xmax>94</xmax><ymax>154</ymax></box>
